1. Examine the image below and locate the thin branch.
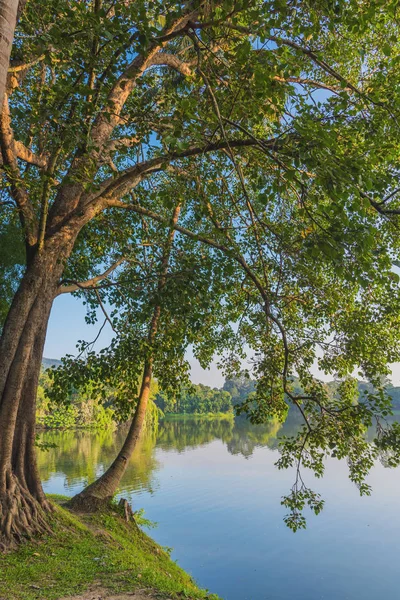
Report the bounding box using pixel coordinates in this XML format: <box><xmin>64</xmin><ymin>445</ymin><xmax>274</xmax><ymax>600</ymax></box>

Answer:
<box><xmin>56</xmin><ymin>257</ymin><xmax>126</xmax><ymax>295</ymax></box>
<box><xmin>267</xmin><ymin>35</ymin><xmax>362</xmax><ymax>97</ymax></box>
<box><xmin>75</xmin><ymin>318</ymin><xmax>108</xmax><ymax>360</ymax></box>
<box><xmin>273</xmin><ymin>75</ymin><xmax>350</xmax><ymax>94</ymax></box>
<box><xmin>95</xmin><ymin>288</ymin><xmax>116</xmax><ymax>333</ymax></box>
<box><xmin>360</xmin><ymin>189</ymin><xmax>400</xmax><ymax>216</ymax></box>
<box><xmin>376</xmin><ymin>187</ymin><xmax>400</xmax><ymax>206</ymax></box>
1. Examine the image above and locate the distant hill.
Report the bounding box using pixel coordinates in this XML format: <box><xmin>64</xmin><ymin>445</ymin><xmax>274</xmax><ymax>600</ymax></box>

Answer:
<box><xmin>42</xmin><ymin>357</ymin><xmax>62</xmax><ymax>369</ymax></box>
<box><xmin>223</xmin><ymin>374</ymin><xmax>400</xmax><ymax>411</ymax></box>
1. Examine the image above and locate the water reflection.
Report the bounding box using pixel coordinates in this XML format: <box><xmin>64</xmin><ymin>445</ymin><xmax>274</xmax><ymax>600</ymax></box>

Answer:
<box><xmin>38</xmin><ymin>415</ymin><xmax>295</xmax><ymax>493</ymax></box>
<box><xmin>38</xmin><ymin>413</ymin><xmax>400</xmax><ymax>600</ymax></box>
<box><xmin>37</xmin><ymin>409</ymin><xmax>387</xmax><ymax>496</ymax></box>
<box><xmin>38</xmin><ymin>424</ymin><xmax>160</xmax><ymax>495</ymax></box>
<box><xmin>155</xmin><ymin>415</ymin><xmax>290</xmax><ymax>455</ymax></box>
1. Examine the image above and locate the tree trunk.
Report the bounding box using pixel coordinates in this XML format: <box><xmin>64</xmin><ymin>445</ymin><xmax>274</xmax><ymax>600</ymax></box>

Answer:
<box><xmin>68</xmin><ymin>359</ymin><xmax>154</xmax><ymax>511</ymax></box>
<box><xmin>68</xmin><ymin>204</ymin><xmax>181</xmax><ymax>511</ymax></box>
<box><xmin>0</xmin><ymin>239</ymin><xmax>71</xmax><ymax>549</ymax></box>
<box><xmin>0</xmin><ymin>0</ymin><xmax>19</xmax><ymax>107</ymax></box>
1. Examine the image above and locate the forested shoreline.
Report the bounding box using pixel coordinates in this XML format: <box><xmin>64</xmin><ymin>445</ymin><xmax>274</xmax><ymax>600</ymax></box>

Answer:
<box><xmin>37</xmin><ymin>359</ymin><xmax>400</xmax><ymax>429</ymax></box>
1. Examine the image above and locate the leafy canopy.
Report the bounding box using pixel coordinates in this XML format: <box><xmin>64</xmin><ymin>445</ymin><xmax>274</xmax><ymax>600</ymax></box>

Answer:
<box><xmin>2</xmin><ymin>0</ymin><xmax>400</xmax><ymax>528</ymax></box>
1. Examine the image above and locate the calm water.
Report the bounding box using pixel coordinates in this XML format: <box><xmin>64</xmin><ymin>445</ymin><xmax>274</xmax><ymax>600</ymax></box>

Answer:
<box><xmin>38</xmin><ymin>416</ymin><xmax>400</xmax><ymax>600</ymax></box>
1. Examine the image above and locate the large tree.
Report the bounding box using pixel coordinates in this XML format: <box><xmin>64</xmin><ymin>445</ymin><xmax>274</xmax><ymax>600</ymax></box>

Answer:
<box><xmin>2</xmin><ymin>0</ymin><xmax>400</xmax><ymax>546</ymax></box>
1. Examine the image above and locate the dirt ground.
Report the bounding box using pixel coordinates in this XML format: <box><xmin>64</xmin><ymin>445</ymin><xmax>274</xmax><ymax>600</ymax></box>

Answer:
<box><xmin>58</xmin><ymin>587</ymin><xmax>165</xmax><ymax>600</ymax></box>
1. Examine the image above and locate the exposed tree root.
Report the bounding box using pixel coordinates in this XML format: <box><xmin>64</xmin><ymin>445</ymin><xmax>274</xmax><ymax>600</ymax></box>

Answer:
<box><xmin>67</xmin><ymin>493</ymin><xmax>136</xmax><ymax>527</ymax></box>
<box><xmin>0</xmin><ymin>472</ymin><xmax>53</xmax><ymax>551</ymax></box>
<box><xmin>66</xmin><ymin>493</ymin><xmax>114</xmax><ymax>514</ymax></box>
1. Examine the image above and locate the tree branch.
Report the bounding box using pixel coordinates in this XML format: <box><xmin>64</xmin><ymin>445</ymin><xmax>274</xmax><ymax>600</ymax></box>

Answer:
<box><xmin>12</xmin><ymin>140</ymin><xmax>48</xmax><ymax>167</ymax></box>
<box><xmin>95</xmin><ymin>288</ymin><xmax>117</xmax><ymax>333</ymax></box>
<box><xmin>48</xmin><ymin>9</ymin><xmax>198</xmax><ymax>230</ymax></box>
<box><xmin>84</xmin><ymin>135</ymin><xmax>282</xmax><ymax>208</ymax></box>
<box><xmin>0</xmin><ymin>94</ymin><xmax>37</xmax><ymax>247</ymax></box>
<box><xmin>273</xmin><ymin>75</ymin><xmax>350</xmax><ymax>94</ymax></box>
<box><xmin>0</xmin><ymin>139</ymin><xmax>47</xmax><ymax>167</ymax></box>
<box><xmin>89</xmin><ymin>11</ymin><xmax>196</xmax><ymax>155</ymax></box>
<box><xmin>218</xmin><ymin>22</ymin><xmax>363</xmax><ymax>97</ymax></box>
<box><xmin>148</xmin><ymin>52</ymin><xmax>193</xmax><ymax>77</ymax></box>
<box><xmin>267</xmin><ymin>35</ymin><xmax>362</xmax><ymax>96</ymax></box>
<box><xmin>56</xmin><ymin>256</ymin><xmax>127</xmax><ymax>295</ymax></box>
<box><xmin>8</xmin><ymin>54</ymin><xmax>45</xmax><ymax>73</ymax></box>
<box><xmin>361</xmin><ymin>190</ymin><xmax>400</xmax><ymax>216</ymax></box>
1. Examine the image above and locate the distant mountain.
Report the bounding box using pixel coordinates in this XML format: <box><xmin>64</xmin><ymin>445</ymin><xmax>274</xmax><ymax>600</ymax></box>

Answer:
<box><xmin>42</xmin><ymin>357</ymin><xmax>62</xmax><ymax>369</ymax></box>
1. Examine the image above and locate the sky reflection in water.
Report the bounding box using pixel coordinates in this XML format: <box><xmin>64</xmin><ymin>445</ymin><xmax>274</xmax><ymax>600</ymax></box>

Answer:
<box><xmin>38</xmin><ymin>416</ymin><xmax>400</xmax><ymax>600</ymax></box>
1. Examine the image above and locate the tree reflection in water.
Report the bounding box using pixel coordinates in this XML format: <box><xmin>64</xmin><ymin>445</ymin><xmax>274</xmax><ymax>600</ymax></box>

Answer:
<box><xmin>37</xmin><ymin>412</ymin><xmax>307</xmax><ymax>497</ymax></box>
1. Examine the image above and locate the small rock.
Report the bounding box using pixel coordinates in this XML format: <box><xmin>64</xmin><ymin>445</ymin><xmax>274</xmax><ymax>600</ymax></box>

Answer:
<box><xmin>30</xmin><ymin>585</ymin><xmax>40</xmax><ymax>590</ymax></box>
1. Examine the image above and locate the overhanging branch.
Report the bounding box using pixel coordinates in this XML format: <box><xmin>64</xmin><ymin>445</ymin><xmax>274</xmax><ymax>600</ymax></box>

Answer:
<box><xmin>57</xmin><ymin>257</ymin><xmax>127</xmax><ymax>295</ymax></box>
<box><xmin>104</xmin><ymin>196</ymin><xmax>292</xmax><ymax>387</ymax></box>
<box><xmin>85</xmin><ymin>135</ymin><xmax>282</xmax><ymax>208</ymax></box>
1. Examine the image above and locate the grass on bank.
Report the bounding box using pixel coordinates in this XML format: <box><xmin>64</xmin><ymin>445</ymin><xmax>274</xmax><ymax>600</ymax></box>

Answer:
<box><xmin>0</xmin><ymin>495</ymin><xmax>220</xmax><ymax>600</ymax></box>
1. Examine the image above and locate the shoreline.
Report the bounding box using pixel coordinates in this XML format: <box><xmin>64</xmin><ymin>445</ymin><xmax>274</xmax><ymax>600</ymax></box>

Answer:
<box><xmin>0</xmin><ymin>495</ymin><xmax>219</xmax><ymax>600</ymax></box>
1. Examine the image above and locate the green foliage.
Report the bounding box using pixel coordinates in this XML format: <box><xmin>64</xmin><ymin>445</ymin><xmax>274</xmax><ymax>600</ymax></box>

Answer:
<box><xmin>38</xmin><ymin>405</ymin><xmax>78</xmax><ymax>430</ymax></box>
<box><xmin>37</xmin><ymin>400</ymin><xmax>115</xmax><ymax>430</ymax></box>
<box><xmin>223</xmin><ymin>374</ymin><xmax>257</xmax><ymax>407</ymax></box>
<box><xmin>144</xmin><ymin>398</ymin><xmax>161</xmax><ymax>431</ymax></box>
<box><xmin>37</xmin><ymin>360</ymin><xmax>163</xmax><ymax>434</ymax></box>
<box><xmin>4</xmin><ymin>0</ymin><xmax>400</xmax><ymax>530</ymax></box>
<box><xmin>36</xmin><ymin>368</ymin><xmax>115</xmax><ymax>430</ymax></box>
<box><xmin>133</xmin><ymin>507</ymin><xmax>157</xmax><ymax>530</ymax></box>
<box><xmin>156</xmin><ymin>383</ymin><xmax>233</xmax><ymax>415</ymax></box>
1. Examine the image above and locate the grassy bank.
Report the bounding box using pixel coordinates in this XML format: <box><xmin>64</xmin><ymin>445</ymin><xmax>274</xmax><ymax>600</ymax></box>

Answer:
<box><xmin>0</xmin><ymin>495</ymin><xmax>219</xmax><ymax>600</ymax></box>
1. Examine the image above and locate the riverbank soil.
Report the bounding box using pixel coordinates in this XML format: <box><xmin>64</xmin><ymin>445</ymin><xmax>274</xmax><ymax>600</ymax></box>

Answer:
<box><xmin>59</xmin><ymin>589</ymin><xmax>160</xmax><ymax>599</ymax></box>
<box><xmin>0</xmin><ymin>496</ymin><xmax>218</xmax><ymax>600</ymax></box>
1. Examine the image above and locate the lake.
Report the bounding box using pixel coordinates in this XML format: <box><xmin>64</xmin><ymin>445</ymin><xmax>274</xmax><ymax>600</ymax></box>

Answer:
<box><xmin>37</xmin><ymin>415</ymin><xmax>400</xmax><ymax>600</ymax></box>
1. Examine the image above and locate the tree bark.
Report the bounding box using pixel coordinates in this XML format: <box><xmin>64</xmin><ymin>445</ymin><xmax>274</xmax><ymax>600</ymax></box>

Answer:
<box><xmin>0</xmin><ymin>0</ymin><xmax>19</xmax><ymax>107</ymax></box>
<box><xmin>69</xmin><ymin>205</ymin><xmax>181</xmax><ymax>511</ymax></box>
<box><xmin>0</xmin><ymin>232</ymin><xmax>77</xmax><ymax>549</ymax></box>
<box><xmin>0</xmin><ymin>288</ymin><xmax>52</xmax><ymax>548</ymax></box>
